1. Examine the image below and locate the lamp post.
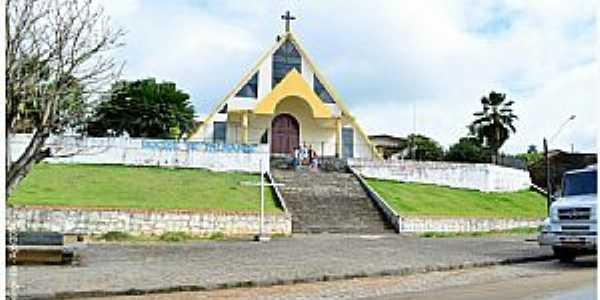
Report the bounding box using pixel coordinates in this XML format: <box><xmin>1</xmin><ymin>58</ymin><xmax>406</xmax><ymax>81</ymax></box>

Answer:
<box><xmin>544</xmin><ymin>115</ymin><xmax>576</xmax><ymax>215</ymax></box>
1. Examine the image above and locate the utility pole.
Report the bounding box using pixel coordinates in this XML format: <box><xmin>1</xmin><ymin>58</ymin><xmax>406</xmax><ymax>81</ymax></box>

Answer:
<box><xmin>544</xmin><ymin>138</ymin><xmax>551</xmax><ymax>215</ymax></box>
<box><xmin>544</xmin><ymin>114</ymin><xmax>576</xmax><ymax>216</ymax></box>
<box><xmin>411</xmin><ymin>102</ymin><xmax>416</xmax><ymax>160</ymax></box>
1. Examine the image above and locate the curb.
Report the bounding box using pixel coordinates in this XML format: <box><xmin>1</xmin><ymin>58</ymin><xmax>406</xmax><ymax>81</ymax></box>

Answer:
<box><xmin>22</xmin><ymin>254</ymin><xmax>556</xmax><ymax>300</ymax></box>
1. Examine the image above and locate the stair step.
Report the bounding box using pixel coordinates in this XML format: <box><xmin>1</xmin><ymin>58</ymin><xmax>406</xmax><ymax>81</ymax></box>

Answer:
<box><xmin>271</xmin><ymin>167</ymin><xmax>393</xmax><ymax>234</ymax></box>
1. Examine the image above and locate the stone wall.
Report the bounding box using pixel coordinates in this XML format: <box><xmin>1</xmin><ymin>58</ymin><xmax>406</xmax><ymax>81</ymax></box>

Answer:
<box><xmin>6</xmin><ymin>207</ymin><xmax>292</xmax><ymax>236</ymax></box>
<box><xmin>349</xmin><ymin>159</ymin><xmax>531</xmax><ymax>192</ymax></box>
<box><xmin>399</xmin><ymin>217</ymin><xmax>541</xmax><ymax>233</ymax></box>
<box><xmin>9</xmin><ymin>134</ymin><xmax>270</xmax><ymax>173</ymax></box>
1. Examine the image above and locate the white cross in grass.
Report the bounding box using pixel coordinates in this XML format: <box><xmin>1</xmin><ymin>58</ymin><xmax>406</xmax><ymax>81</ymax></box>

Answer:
<box><xmin>240</xmin><ymin>159</ymin><xmax>284</xmax><ymax>242</ymax></box>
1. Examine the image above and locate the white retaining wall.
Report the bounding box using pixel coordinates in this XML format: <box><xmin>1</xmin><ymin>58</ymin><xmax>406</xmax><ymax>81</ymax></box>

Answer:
<box><xmin>9</xmin><ymin>134</ymin><xmax>269</xmax><ymax>173</ymax></box>
<box><xmin>399</xmin><ymin>217</ymin><xmax>541</xmax><ymax>233</ymax></box>
<box><xmin>349</xmin><ymin>159</ymin><xmax>531</xmax><ymax>192</ymax></box>
<box><xmin>6</xmin><ymin>207</ymin><xmax>292</xmax><ymax>236</ymax></box>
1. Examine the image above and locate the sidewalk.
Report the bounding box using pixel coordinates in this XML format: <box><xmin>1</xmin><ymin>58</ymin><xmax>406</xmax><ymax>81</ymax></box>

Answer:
<box><xmin>13</xmin><ymin>234</ymin><xmax>553</xmax><ymax>299</ymax></box>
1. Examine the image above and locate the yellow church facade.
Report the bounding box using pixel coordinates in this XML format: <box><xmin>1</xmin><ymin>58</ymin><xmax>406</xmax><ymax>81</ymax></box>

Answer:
<box><xmin>190</xmin><ymin>29</ymin><xmax>379</xmax><ymax>160</ymax></box>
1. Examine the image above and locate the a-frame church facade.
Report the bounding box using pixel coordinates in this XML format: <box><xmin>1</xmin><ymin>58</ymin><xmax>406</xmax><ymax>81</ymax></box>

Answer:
<box><xmin>191</xmin><ymin>15</ymin><xmax>379</xmax><ymax>160</ymax></box>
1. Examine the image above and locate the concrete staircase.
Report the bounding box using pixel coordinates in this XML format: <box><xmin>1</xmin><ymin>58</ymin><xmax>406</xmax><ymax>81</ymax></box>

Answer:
<box><xmin>271</xmin><ymin>165</ymin><xmax>394</xmax><ymax>234</ymax></box>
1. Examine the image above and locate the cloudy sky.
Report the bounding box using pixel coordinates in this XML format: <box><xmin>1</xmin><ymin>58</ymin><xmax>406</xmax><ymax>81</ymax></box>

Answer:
<box><xmin>102</xmin><ymin>0</ymin><xmax>598</xmax><ymax>154</ymax></box>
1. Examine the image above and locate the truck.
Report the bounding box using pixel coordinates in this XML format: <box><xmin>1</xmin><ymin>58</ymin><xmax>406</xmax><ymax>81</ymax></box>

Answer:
<box><xmin>538</xmin><ymin>165</ymin><xmax>597</xmax><ymax>262</ymax></box>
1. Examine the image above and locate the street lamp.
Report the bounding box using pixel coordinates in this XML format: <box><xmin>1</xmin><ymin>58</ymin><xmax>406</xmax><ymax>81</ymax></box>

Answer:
<box><xmin>543</xmin><ymin>114</ymin><xmax>576</xmax><ymax>215</ymax></box>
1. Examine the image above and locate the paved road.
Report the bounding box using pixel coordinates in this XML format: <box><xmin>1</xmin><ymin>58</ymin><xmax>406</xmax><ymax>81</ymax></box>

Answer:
<box><xmin>13</xmin><ymin>234</ymin><xmax>553</xmax><ymax>298</ymax></box>
<box><xmin>363</xmin><ymin>257</ymin><xmax>596</xmax><ymax>300</ymax></box>
<box><xmin>95</xmin><ymin>257</ymin><xmax>597</xmax><ymax>300</ymax></box>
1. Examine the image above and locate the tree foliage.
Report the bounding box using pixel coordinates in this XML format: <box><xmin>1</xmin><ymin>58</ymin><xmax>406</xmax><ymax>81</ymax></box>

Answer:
<box><xmin>515</xmin><ymin>152</ymin><xmax>544</xmax><ymax>166</ymax></box>
<box><xmin>405</xmin><ymin>134</ymin><xmax>444</xmax><ymax>161</ymax></box>
<box><xmin>469</xmin><ymin>91</ymin><xmax>518</xmax><ymax>162</ymax></box>
<box><xmin>87</xmin><ymin>79</ymin><xmax>195</xmax><ymax>138</ymax></box>
<box><xmin>6</xmin><ymin>0</ymin><xmax>124</xmax><ymax>194</ymax></box>
<box><xmin>445</xmin><ymin>137</ymin><xmax>488</xmax><ymax>163</ymax></box>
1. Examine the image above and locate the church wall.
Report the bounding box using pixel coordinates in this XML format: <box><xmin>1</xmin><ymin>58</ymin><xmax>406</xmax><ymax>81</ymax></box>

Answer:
<box><xmin>341</xmin><ymin>116</ymin><xmax>376</xmax><ymax>159</ymax></box>
<box><xmin>301</xmin><ymin>58</ymin><xmax>315</xmax><ymax>89</ymax></box>
<box><xmin>257</xmin><ymin>54</ymin><xmax>273</xmax><ymax>99</ymax></box>
<box><xmin>274</xmin><ymin>98</ymin><xmax>337</xmax><ymax>156</ymax></box>
<box><xmin>247</xmin><ymin>114</ymin><xmax>271</xmax><ymax>144</ymax></box>
<box><xmin>193</xmin><ymin>34</ymin><xmax>379</xmax><ymax>160</ymax></box>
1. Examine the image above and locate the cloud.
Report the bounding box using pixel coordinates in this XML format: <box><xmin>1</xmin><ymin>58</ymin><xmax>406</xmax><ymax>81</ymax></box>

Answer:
<box><xmin>103</xmin><ymin>0</ymin><xmax>598</xmax><ymax>154</ymax></box>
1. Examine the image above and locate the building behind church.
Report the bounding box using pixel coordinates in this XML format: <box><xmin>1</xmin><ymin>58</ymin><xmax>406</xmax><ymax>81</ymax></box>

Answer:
<box><xmin>190</xmin><ymin>23</ymin><xmax>379</xmax><ymax>160</ymax></box>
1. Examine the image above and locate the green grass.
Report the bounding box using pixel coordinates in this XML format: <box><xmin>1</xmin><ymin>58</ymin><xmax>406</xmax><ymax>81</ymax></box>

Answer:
<box><xmin>9</xmin><ymin>163</ymin><xmax>281</xmax><ymax>213</ymax></box>
<box><xmin>366</xmin><ymin>179</ymin><xmax>546</xmax><ymax>219</ymax></box>
<box><xmin>418</xmin><ymin>227</ymin><xmax>538</xmax><ymax>238</ymax></box>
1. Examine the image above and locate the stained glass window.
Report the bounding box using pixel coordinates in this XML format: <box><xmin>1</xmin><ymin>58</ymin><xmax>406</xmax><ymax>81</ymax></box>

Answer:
<box><xmin>313</xmin><ymin>75</ymin><xmax>335</xmax><ymax>103</ymax></box>
<box><xmin>272</xmin><ymin>40</ymin><xmax>301</xmax><ymax>88</ymax></box>
<box><xmin>213</xmin><ymin>122</ymin><xmax>226</xmax><ymax>143</ymax></box>
<box><xmin>235</xmin><ymin>72</ymin><xmax>259</xmax><ymax>98</ymax></box>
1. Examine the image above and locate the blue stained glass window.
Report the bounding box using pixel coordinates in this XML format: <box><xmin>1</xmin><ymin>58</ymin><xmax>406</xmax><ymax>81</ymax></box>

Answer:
<box><xmin>213</xmin><ymin>122</ymin><xmax>226</xmax><ymax>143</ymax></box>
<box><xmin>272</xmin><ymin>40</ymin><xmax>301</xmax><ymax>88</ymax></box>
<box><xmin>235</xmin><ymin>72</ymin><xmax>259</xmax><ymax>98</ymax></box>
<box><xmin>313</xmin><ymin>75</ymin><xmax>335</xmax><ymax>103</ymax></box>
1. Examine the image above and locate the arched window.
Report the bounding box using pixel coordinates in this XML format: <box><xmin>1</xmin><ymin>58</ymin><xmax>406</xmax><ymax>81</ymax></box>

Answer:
<box><xmin>272</xmin><ymin>40</ymin><xmax>301</xmax><ymax>88</ymax></box>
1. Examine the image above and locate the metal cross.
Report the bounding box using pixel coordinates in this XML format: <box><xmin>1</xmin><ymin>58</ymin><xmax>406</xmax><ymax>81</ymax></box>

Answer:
<box><xmin>240</xmin><ymin>159</ymin><xmax>285</xmax><ymax>242</ymax></box>
<box><xmin>281</xmin><ymin>10</ymin><xmax>296</xmax><ymax>33</ymax></box>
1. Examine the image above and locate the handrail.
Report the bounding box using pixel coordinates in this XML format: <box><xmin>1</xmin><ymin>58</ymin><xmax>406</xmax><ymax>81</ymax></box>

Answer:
<box><xmin>266</xmin><ymin>171</ymin><xmax>288</xmax><ymax>213</ymax></box>
<box><xmin>349</xmin><ymin>167</ymin><xmax>401</xmax><ymax>233</ymax></box>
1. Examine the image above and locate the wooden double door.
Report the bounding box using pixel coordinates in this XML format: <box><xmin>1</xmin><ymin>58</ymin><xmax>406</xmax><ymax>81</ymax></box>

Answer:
<box><xmin>271</xmin><ymin>114</ymin><xmax>299</xmax><ymax>155</ymax></box>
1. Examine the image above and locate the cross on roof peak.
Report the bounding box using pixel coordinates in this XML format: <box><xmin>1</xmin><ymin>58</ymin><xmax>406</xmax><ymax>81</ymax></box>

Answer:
<box><xmin>281</xmin><ymin>10</ymin><xmax>296</xmax><ymax>33</ymax></box>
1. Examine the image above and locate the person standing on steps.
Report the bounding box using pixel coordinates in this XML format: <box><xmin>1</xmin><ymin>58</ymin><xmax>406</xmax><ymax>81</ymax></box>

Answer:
<box><xmin>292</xmin><ymin>146</ymin><xmax>300</xmax><ymax>170</ymax></box>
<box><xmin>309</xmin><ymin>147</ymin><xmax>319</xmax><ymax>171</ymax></box>
<box><xmin>299</xmin><ymin>143</ymin><xmax>308</xmax><ymax>166</ymax></box>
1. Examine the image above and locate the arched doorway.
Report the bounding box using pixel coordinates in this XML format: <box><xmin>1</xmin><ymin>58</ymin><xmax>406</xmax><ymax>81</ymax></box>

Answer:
<box><xmin>271</xmin><ymin>113</ymin><xmax>299</xmax><ymax>155</ymax></box>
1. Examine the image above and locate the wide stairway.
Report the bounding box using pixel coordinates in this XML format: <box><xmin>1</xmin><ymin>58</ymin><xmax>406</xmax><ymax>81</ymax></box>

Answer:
<box><xmin>271</xmin><ymin>165</ymin><xmax>394</xmax><ymax>234</ymax></box>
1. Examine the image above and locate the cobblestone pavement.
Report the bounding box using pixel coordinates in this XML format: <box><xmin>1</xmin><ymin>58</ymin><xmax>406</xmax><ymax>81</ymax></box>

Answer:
<box><xmin>13</xmin><ymin>234</ymin><xmax>553</xmax><ymax>298</ymax></box>
<box><xmin>94</xmin><ymin>257</ymin><xmax>597</xmax><ymax>300</ymax></box>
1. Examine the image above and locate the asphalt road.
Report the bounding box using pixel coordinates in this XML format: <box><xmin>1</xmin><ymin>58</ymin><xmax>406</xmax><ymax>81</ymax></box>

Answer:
<box><xmin>90</xmin><ymin>256</ymin><xmax>596</xmax><ymax>300</ymax></box>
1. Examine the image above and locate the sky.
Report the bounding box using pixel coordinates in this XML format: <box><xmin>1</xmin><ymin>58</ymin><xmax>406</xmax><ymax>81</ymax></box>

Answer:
<box><xmin>101</xmin><ymin>0</ymin><xmax>598</xmax><ymax>154</ymax></box>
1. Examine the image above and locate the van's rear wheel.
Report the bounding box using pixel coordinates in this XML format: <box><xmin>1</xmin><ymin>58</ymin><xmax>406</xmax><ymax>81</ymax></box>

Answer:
<box><xmin>553</xmin><ymin>247</ymin><xmax>576</xmax><ymax>263</ymax></box>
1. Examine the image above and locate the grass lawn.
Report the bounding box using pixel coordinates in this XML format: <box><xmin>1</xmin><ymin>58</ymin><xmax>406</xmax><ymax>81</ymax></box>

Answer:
<box><xmin>9</xmin><ymin>163</ymin><xmax>282</xmax><ymax>213</ymax></box>
<box><xmin>418</xmin><ymin>227</ymin><xmax>539</xmax><ymax>238</ymax></box>
<box><xmin>366</xmin><ymin>179</ymin><xmax>546</xmax><ymax>219</ymax></box>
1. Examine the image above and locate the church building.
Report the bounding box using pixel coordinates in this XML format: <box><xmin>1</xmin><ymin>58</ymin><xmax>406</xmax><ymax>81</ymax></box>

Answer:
<box><xmin>191</xmin><ymin>12</ymin><xmax>379</xmax><ymax>160</ymax></box>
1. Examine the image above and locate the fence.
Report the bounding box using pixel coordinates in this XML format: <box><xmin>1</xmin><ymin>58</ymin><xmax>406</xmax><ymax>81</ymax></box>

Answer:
<box><xmin>9</xmin><ymin>134</ymin><xmax>270</xmax><ymax>173</ymax></box>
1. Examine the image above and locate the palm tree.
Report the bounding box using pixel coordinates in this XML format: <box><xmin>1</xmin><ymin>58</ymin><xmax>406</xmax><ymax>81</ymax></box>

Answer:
<box><xmin>469</xmin><ymin>91</ymin><xmax>518</xmax><ymax>163</ymax></box>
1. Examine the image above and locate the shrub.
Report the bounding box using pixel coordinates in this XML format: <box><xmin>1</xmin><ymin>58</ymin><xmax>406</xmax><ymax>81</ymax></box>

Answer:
<box><xmin>99</xmin><ymin>231</ymin><xmax>133</xmax><ymax>241</ymax></box>
<box><xmin>159</xmin><ymin>231</ymin><xmax>191</xmax><ymax>242</ymax></box>
<box><xmin>208</xmin><ymin>232</ymin><xmax>225</xmax><ymax>240</ymax></box>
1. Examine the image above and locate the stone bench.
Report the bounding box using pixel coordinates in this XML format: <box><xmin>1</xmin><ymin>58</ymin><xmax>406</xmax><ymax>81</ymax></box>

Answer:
<box><xmin>6</xmin><ymin>231</ymin><xmax>74</xmax><ymax>265</ymax></box>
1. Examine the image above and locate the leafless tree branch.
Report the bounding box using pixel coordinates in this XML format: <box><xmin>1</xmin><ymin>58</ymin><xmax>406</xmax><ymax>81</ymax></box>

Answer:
<box><xmin>6</xmin><ymin>0</ymin><xmax>125</xmax><ymax>195</ymax></box>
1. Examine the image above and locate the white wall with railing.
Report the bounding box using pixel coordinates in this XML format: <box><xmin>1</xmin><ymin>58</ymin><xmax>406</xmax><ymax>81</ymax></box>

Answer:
<box><xmin>9</xmin><ymin>134</ymin><xmax>269</xmax><ymax>173</ymax></box>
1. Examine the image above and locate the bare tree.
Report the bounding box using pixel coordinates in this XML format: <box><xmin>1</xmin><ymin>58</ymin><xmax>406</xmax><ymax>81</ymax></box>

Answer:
<box><xmin>6</xmin><ymin>0</ymin><xmax>125</xmax><ymax>195</ymax></box>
